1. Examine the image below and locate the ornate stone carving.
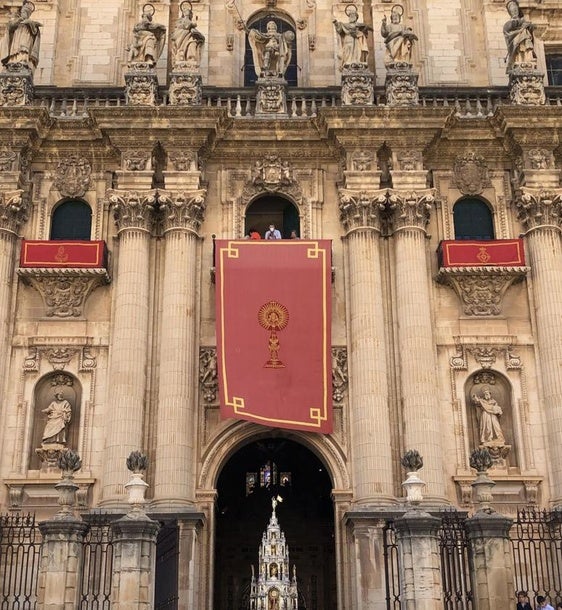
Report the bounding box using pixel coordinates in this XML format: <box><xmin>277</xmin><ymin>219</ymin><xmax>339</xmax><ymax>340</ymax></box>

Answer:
<box><xmin>171</xmin><ymin>2</ymin><xmax>205</xmax><ymax>71</ymax></box>
<box><xmin>127</xmin><ymin>4</ymin><xmax>166</xmax><ymax>67</ymax></box>
<box><xmin>108</xmin><ymin>189</ymin><xmax>157</xmax><ymax>232</ymax></box>
<box><xmin>248</xmin><ymin>21</ymin><xmax>294</xmax><ymax>79</ymax></box>
<box><xmin>385</xmin><ymin>64</ymin><xmax>418</xmax><ymax>106</ymax></box>
<box><xmin>124</xmin><ymin>70</ymin><xmax>159</xmax><ymax>106</ymax></box>
<box><xmin>437</xmin><ymin>266</ymin><xmax>528</xmax><ymax>316</ymax></box>
<box><xmin>386</xmin><ymin>189</ymin><xmax>434</xmax><ymax>231</ymax></box>
<box><xmin>351</xmin><ymin>151</ymin><xmax>374</xmax><ymax>172</ymax></box>
<box><xmin>0</xmin><ymin>188</ymin><xmax>28</xmax><ymax>232</ymax></box>
<box><xmin>122</xmin><ymin>150</ymin><xmax>151</xmax><ymax>171</ymax></box>
<box><xmin>44</xmin><ymin>350</ymin><xmax>78</xmax><ymax>370</ymax></box>
<box><xmin>381</xmin><ymin>5</ymin><xmax>417</xmax><ymax>67</ymax></box>
<box><xmin>473</xmin><ymin>370</ymin><xmax>497</xmax><ymax>386</ymax></box>
<box><xmin>169</xmin><ymin>151</ymin><xmax>197</xmax><ymax>172</ymax></box>
<box><xmin>18</xmin><ymin>268</ymin><xmax>110</xmax><ymax>318</ymax></box>
<box><xmin>332</xmin><ymin>347</ymin><xmax>348</xmax><ymax>403</ymax></box>
<box><xmin>524</xmin><ymin>480</ymin><xmax>539</xmax><ymax>506</ymax></box>
<box><xmin>256</xmin><ymin>78</ymin><xmax>287</xmax><ymax>115</ymax></box>
<box><xmin>250</xmin><ymin>155</ymin><xmax>294</xmax><ymax>190</ymax></box>
<box><xmin>158</xmin><ymin>189</ymin><xmax>207</xmax><ymax>232</ymax></box>
<box><xmin>79</xmin><ymin>348</ymin><xmax>97</xmax><ymax>371</ymax></box>
<box><xmin>516</xmin><ymin>187</ymin><xmax>562</xmax><ymax>231</ymax></box>
<box><xmin>53</xmin><ymin>155</ymin><xmax>91</xmax><ymax>198</ymax></box>
<box><xmin>199</xmin><ymin>347</ymin><xmax>218</xmax><ymax>403</ymax></box>
<box><xmin>0</xmin><ymin>148</ymin><xmax>17</xmax><ymax>171</ymax></box>
<box><xmin>169</xmin><ymin>72</ymin><xmax>202</xmax><ymax>106</ymax></box>
<box><xmin>452</xmin><ymin>152</ymin><xmax>491</xmax><ymax>195</ymax></box>
<box><xmin>341</xmin><ymin>65</ymin><xmax>374</xmax><ymax>106</ymax></box>
<box><xmin>397</xmin><ymin>151</ymin><xmax>421</xmax><ymax>171</ymax></box>
<box><xmin>527</xmin><ymin>148</ymin><xmax>552</xmax><ymax>170</ymax></box>
<box><xmin>338</xmin><ymin>188</ymin><xmax>387</xmax><ymax>232</ymax></box>
<box><xmin>508</xmin><ymin>67</ymin><xmax>545</xmax><ymax>106</ymax></box>
<box><xmin>0</xmin><ymin>63</ymin><xmax>33</xmax><ymax>106</ymax></box>
<box><xmin>49</xmin><ymin>373</ymin><xmax>75</xmax><ymax>386</ymax></box>
<box><xmin>23</xmin><ymin>347</ymin><xmax>39</xmax><ymax>372</ymax></box>
<box><xmin>333</xmin><ymin>6</ymin><xmax>371</xmax><ymax>70</ymax></box>
<box><xmin>468</xmin><ymin>347</ymin><xmax>497</xmax><ymax>369</ymax></box>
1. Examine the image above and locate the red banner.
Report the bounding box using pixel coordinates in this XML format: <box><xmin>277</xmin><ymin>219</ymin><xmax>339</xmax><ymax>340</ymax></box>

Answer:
<box><xmin>20</xmin><ymin>240</ymin><xmax>107</xmax><ymax>268</ymax></box>
<box><xmin>438</xmin><ymin>239</ymin><xmax>525</xmax><ymax>267</ymax></box>
<box><xmin>215</xmin><ymin>240</ymin><xmax>332</xmax><ymax>433</ymax></box>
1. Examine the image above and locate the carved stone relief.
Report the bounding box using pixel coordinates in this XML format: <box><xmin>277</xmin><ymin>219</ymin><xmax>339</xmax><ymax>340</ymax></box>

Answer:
<box><xmin>53</xmin><ymin>155</ymin><xmax>91</xmax><ymax>198</ymax></box>
<box><xmin>122</xmin><ymin>150</ymin><xmax>151</xmax><ymax>171</ymax></box>
<box><xmin>452</xmin><ymin>152</ymin><xmax>491</xmax><ymax>195</ymax></box>
<box><xmin>331</xmin><ymin>347</ymin><xmax>348</xmax><ymax>403</ymax></box>
<box><xmin>199</xmin><ymin>347</ymin><xmax>218</xmax><ymax>403</ymax></box>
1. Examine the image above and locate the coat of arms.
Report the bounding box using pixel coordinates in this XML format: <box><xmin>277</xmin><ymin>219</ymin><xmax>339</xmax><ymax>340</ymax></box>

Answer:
<box><xmin>252</xmin><ymin>154</ymin><xmax>293</xmax><ymax>190</ymax></box>
<box><xmin>53</xmin><ymin>155</ymin><xmax>91</xmax><ymax>198</ymax></box>
<box><xmin>453</xmin><ymin>152</ymin><xmax>491</xmax><ymax>195</ymax></box>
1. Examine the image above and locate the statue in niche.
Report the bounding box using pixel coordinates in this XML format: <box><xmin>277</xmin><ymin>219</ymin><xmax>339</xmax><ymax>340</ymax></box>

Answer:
<box><xmin>333</xmin><ymin>5</ymin><xmax>372</xmax><ymax>71</ymax></box>
<box><xmin>471</xmin><ymin>385</ymin><xmax>505</xmax><ymax>445</ymax></box>
<box><xmin>248</xmin><ymin>20</ymin><xmax>294</xmax><ymax>79</ymax></box>
<box><xmin>503</xmin><ymin>0</ymin><xmax>536</xmax><ymax>73</ymax></box>
<box><xmin>381</xmin><ymin>4</ymin><xmax>417</xmax><ymax>67</ymax></box>
<box><xmin>171</xmin><ymin>1</ymin><xmax>205</xmax><ymax>70</ymax></box>
<box><xmin>0</xmin><ymin>1</ymin><xmax>42</xmax><ymax>72</ymax></box>
<box><xmin>41</xmin><ymin>391</ymin><xmax>72</xmax><ymax>444</ymax></box>
<box><xmin>127</xmin><ymin>3</ymin><xmax>166</xmax><ymax>66</ymax></box>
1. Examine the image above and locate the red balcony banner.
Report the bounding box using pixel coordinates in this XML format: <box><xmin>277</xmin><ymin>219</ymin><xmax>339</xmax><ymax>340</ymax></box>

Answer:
<box><xmin>20</xmin><ymin>240</ymin><xmax>107</xmax><ymax>268</ymax></box>
<box><xmin>438</xmin><ymin>239</ymin><xmax>525</xmax><ymax>267</ymax></box>
<box><xmin>215</xmin><ymin>239</ymin><xmax>332</xmax><ymax>433</ymax></box>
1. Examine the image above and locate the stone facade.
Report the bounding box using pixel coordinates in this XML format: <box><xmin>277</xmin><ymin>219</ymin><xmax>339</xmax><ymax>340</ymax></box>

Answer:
<box><xmin>0</xmin><ymin>0</ymin><xmax>561</xmax><ymax>608</ymax></box>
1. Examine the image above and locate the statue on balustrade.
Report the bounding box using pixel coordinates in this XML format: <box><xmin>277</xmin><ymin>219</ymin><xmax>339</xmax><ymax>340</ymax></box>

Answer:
<box><xmin>41</xmin><ymin>391</ymin><xmax>72</xmax><ymax>444</ymax></box>
<box><xmin>127</xmin><ymin>3</ymin><xmax>166</xmax><ymax>66</ymax></box>
<box><xmin>503</xmin><ymin>0</ymin><xmax>536</xmax><ymax>73</ymax></box>
<box><xmin>171</xmin><ymin>1</ymin><xmax>205</xmax><ymax>70</ymax></box>
<box><xmin>248</xmin><ymin>20</ymin><xmax>294</xmax><ymax>79</ymax></box>
<box><xmin>333</xmin><ymin>4</ymin><xmax>372</xmax><ymax>70</ymax></box>
<box><xmin>0</xmin><ymin>0</ymin><xmax>42</xmax><ymax>72</ymax></box>
<box><xmin>380</xmin><ymin>4</ymin><xmax>417</xmax><ymax>67</ymax></box>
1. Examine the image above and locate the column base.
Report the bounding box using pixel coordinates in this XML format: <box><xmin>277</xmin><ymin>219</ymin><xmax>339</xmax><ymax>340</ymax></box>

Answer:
<box><xmin>341</xmin><ymin>63</ymin><xmax>374</xmax><ymax>106</ymax></box>
<box><xmin>385</xmin><ymin>63</ymin><xmax>419</xmax><ymax>107</ymax></box>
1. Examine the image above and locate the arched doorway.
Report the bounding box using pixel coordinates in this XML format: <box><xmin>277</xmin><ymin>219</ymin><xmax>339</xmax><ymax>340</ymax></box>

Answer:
<box><xmin>245</xmin><ymin>195</ymin><xmax>300</xmax><ymax>239</ymax></box>
<box><xmin>214</xmin><ymin>437</ymin><xmax>336</xmax><ymax>610</ymax></box>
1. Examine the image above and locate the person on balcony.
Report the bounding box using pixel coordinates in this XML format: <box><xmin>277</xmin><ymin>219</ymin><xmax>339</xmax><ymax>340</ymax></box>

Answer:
<box><xmin>265</xmin><ymin>224</ymin><xmax>281</xmax><ymax>239</ymax></box>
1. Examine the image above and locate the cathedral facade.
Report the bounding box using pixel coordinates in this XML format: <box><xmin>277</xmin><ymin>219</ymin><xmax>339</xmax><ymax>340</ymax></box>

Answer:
<box><xmin>0</xmin><ymin>0</ymin><xmax>561</xmax><ymax>608</ymax></box>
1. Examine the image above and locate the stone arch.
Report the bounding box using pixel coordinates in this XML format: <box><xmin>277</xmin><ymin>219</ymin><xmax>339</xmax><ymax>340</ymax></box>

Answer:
<box><xmin>199</xmin><ymin>421</ymin><xmax>350</xmax><ymax>492</ymax></box>
<box><xmin>245</xmin><ymin>193</ymin><xmax>300</xmax><ymax>238</ymax></box>
<box><xmin>453</xmin><ymin>195</ymin><xmax>495</xmax><ymax>240</ymax></box>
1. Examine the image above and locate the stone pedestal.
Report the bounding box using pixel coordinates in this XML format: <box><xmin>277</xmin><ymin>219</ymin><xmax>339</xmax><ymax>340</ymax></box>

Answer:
<box><xmin>110</xmin><ymin>516</ymin><xmax>160</xmax><ymax>610</ymax></box>
<box><xmin>169</xmin><ymin>71</ymin><xmax>203</xmax><ymax>106</ymax></box>
<box><xmin>37</xmin><ymin>520</ymin><xmax>88</xmax><ymax>610</ymax></box>
<box><xmin>0</xmin><ymin>64</ymin><xmax>33</xmax><ymax>106</ymax></box>
<box><xmin>385</xmin><ymin>63</ymin><xmax>419</xmax><ymax>107</ymax></box>
<box><xmin>465</xmin><ymin>512</ymin><xmax>514</xmax><ymax>610</ymax></box>
<box><xmin>125</xmin><ymin>64</ymin><xmax>159</xmax><ymax>106</ymax></box>
<box><xmin>341</xmin><ymin>63</ymin><xmax>374</xmax><ymax>106</ymax></box>
<box><xmin>508</xmin><ymin>65</ymin><xmax>545</xmax><ymax>106</ymax></box>
<box><xmin>394</xmin><ymin>510</ymin><xmax>442</xmax><ymax>610</ymax></box>
<box><xmin>256</xmin><ymin>77</ymin><xmax>288</xmax><ymax>115</ymax></box>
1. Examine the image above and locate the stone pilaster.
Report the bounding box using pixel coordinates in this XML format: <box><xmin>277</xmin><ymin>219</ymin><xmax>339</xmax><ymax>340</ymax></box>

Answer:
<box><xmin>465</xmin><ymin>512</ymin><xmax>514</xmax><ymax>609</ymax></box>
<box><xmin>110</xmin><ymin>516</ymin><xmax>160</xmax><ymax>610</ymax></box>
<box><xmin>37</xmin><ymin>520</ymin><xmax>88</xmax><ymax>610</ymax></box>
<box><xmin>339</xmin><ymin>189</ymin><xmax>394</xmax><ymax>504</ymax></box>
<box><xmin>100</xmin><ymin>190</ymin><xmax>157</xmax><ymax>506</ymax></box>
<box><xmin>386</xmin><ymin>189</ymin><xmax>446</xmax><ymax>502</ymax></box>
<box><xmin>153</xmin><ymin>187</ymin><xmax>206</xmax><ymax>507</ymax></box>
<box><xmin>516</xmin><ymin>187</ymin><xmax>562</xmax><ymax>505</ymax></box>
<box><xmin>394</xmin><ymin>510</ymin><xmax>442</xmax><ymax>610</ymax></box>
<box><xmin>177</xmin><ymin>515</ymin><xmax>206</xmax><ymax>610</ymax></box>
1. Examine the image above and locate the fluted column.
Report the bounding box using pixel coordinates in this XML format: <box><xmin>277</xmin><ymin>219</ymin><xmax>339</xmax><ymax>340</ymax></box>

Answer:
<box><xmin>153</xmin><ymin>189</ymin><xmax>207</xmax><ymax>507</ymax></box>
<box><xmin>517</xmin><ymin>188</ymin><xmax>562</xmax><ymax>504</ymax></box>
<box><xmin>101</xmin><ymin>190</ymin><xmax>157</xmax><ymax>505</ymax></box>
<box><xmin>339</xmin><ymin>189</ymin><xmax>394</xmax><ymax>504</ymax></box>
<box><xmin>387</xmin><ymin>189</ymin><xmax>446</xmax><ymax>501</ymax></box>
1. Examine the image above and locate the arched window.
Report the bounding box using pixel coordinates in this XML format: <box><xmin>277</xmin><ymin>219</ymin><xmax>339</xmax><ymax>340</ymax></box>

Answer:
<box><xmin>245</xmin><ymin>195</ymin><xmax>299</xmax><ymax>238</ymax></box>
<box><xmin>244</xmin><ymin>14</ymin><xmax>298</xmax><ymax>87</ymax></box>
<box><xmin>453</xmin><ymin>197</ymin><xmax>494</xmax><ymax>240</ymax></box>
<box><xmin>50</xmin><ymin>199</ymin><xmax>92</xmax><ymax>240</ymax></box>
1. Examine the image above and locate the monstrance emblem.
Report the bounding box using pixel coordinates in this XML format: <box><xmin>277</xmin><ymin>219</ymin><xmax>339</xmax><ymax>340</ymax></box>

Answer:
<box><xmin>258</xmin><ymin>301</ymin><xmax>289</xmax><ymax>369</ymax></box>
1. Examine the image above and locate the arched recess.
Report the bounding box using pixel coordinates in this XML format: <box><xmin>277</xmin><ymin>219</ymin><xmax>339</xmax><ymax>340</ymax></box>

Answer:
<box><xmin>453</xmin><ymin>196</ymin><xmax>494</xmax><ymax>240</ymax></box>
<box><xmin>245</xmin><ymin>194</ymin><xmax>300</xmax><ymax>238</ymax></box>
<box><xmin>465</xmin><ymin>370</ymin><xmax>517</xmax><ymax>468</ymax></box>
<box><xmin>29</xmin><ymin>372</ymin><xmax>82</xmax><ymax>470</ymax></box>
<box><xmin>244</xmin><ymin>11</ymin><xmax>298</xmax><ymax>86</ymax></box>
<box><xmin>50</xmin><ymin>198</ymin><xmax>92</xmax><ymax>240</ymax></box>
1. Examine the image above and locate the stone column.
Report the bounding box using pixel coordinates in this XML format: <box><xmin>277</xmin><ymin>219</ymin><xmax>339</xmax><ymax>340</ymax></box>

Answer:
<box><xmin>177</xmin><ymin>516</ymin><xmax>206</xmax><ymax>610</ymax></box>
<box><xmin>516</xmin><ymin>188</ymin><xmax>562</xmax><ymax>504</ymax></box>
<box><xmin>394</xmin><ymin>510</ymin><xmax>442</xmax><ymax>610</ymax></box>
<box><xmin>153</xmin><ymin>186</ymin><xmax>206</xmax><ymax>507</ymax></box>
<box><xmin>338</xmin><ymin>188</ymin><xmax>394</xmax><ymax>504</ymax></box>
<box><xmin>386</xmin><ymin>188</ymin><xmax>446</xmax><ymax>501</ymax></box>
<box><xmin>100</xmin><ymin>190</ymin><xmax>157</xmax><ymax>505</ymax></box>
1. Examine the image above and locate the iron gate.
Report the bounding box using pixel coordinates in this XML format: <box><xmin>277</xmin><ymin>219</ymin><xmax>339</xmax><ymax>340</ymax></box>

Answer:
<box><xmin>79</xmin><ymin>515</ymin><xmax>114</xmax><ymax>609</ymax></box>
<box><xmin>383</xmin><ymin>520</ymin><xmax>401</xmax><ymax>610</ymax></box>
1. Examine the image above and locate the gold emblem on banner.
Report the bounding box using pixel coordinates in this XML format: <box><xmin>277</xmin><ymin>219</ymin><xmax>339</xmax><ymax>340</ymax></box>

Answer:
<box><xmin>476</xmin><ymin>246</ymin><xmax>491</xmax><ymax>264</ymax></box>
<box><xmin>258</xmin><ymin>301</ymin><xmax>289</xmax><ymax>369</ymax></box>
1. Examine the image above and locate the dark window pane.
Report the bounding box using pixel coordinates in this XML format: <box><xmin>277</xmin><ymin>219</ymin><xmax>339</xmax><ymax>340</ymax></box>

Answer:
<box><xmin>453</xmin><ymin>198</ymin><xmax>494</xmax><ymax>240</ymax></box>
<box><xmin>50</xmin><ymin>200</ymin><xmax>92</xmax><ymax>240</ymax></box>
<box><xmin>546</xmin><ymin>54</ymin><xmax>562</xmax><ymax>86</ymax></box>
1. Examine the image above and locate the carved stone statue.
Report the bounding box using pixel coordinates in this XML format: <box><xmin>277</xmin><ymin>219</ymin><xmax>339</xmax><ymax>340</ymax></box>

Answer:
<box><xmin>248</xmin><ymin>20</ymin><xmax>294</xmax><ymax>79</ymax></box>
<box><xmin>381</xmin><ymin>4</ymin><xmax>418</xmax><ymax>67</ymax></box>
<box><xmin>333</xmin><ymin>4</ymin><xmax>372</xmax><ymax>71</ymax></box>
<box><xmin>0</xmin><ymin>1</ymin><xmax>42</xmax><ymax>72</ymax></box>
<box><xmin>127</xmin><ymin>3</ymin><xmax>166</xmax><ymax>66</ymax></box>
<box><xmin>41</xmin><ymin>391</ymin><xmax>72</xmax><ymax>444</ymax></box>
<box><xmin>503</xmin><ymin>0</ymin><xmax>536</xmax><ymax>73</ymax></box>
<box><xmin>471</xmin><ymin>386</ymin><xmax>505</xmax><ymax>445</ymax></box>
<box><xmin>171</xmin><ymin>1</ymin><xmax>205</xmax><ymax>70</ymax></box>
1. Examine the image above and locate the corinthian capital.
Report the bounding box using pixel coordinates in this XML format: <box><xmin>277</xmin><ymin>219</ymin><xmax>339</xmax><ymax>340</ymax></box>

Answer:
<box><xmin>158</xmin><ymin>189</ymin><xmax>207</xmax><ymax>233</ymax></box>
<box><xmin>516</xmin><ymin>187</ymin><xmax>562</xmax><ymax>232</ymax></box>
<box><xmin>386</xmin><ymin>189</ymin><xmax>435</xmax><ymax>233</ymax></box>
<box><xmin>338</xmin><ymin>188</ymin><xmax>387</xmax><ymax>232</ymax></box>
<box><xmin>0</xmin><ymin>189</ymin><xmax>27</xmax><ymax>233</ymax></box>
<box><xmin>108</xmin><ymin>189</ymin><xmax>157</xmax><ymax>232</ymax></box>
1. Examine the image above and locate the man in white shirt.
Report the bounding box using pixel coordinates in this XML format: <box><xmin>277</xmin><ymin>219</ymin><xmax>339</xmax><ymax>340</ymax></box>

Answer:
<box><xmin>536</xmin><ymin>596</ymin><xmax>554</xmax><ymax>610</ymax></box>
<box><xmin>265</xmin><ymin>224</ymin><xmax>281</xmax><ymax>239</ymax></box>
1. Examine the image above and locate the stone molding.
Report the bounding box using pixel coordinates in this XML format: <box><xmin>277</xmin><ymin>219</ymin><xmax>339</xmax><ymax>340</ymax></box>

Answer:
<box><xmin>159</xmin><ymin>189</ymin><xmax>207</xmax><ymax>233</ymax></box>
<box><xmin>108</xmin><ymin>189</ymin><xmax>158</xmax><ymax>233</ymax></box>
<box><xmin>516</xmin><ymin>187</ymin><xmax>562</xmax><ymax>232</ymax></box>
<box><xmin>0</xmin><ymin>188</ymin><xmax>28</xmax><ymax>233</ymax></box>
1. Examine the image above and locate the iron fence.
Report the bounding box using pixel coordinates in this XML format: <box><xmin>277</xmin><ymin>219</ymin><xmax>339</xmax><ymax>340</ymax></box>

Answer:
<box><xmin>383</xmin><ymin>520</ymin><xmax>401</xmax><ymax>610</ymax></box>
<box><xmin>79</xmin><ymin>515</ymin><xmax>114</xmax><ymax>609</ymax></box>
<box><xmin>0</xmin><ymin>513</ymin><xmax>41</xmax><ymax>610</ymax></box>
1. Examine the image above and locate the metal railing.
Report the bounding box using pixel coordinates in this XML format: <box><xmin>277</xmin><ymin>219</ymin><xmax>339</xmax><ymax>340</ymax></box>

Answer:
<box><xmin>383</xmin><ymin>520</ymin><xmax>401</xmax><ymax>610</ymax></box>
<box><xmin>79</xmin><ymin>516</ymin><xmax>114</xmax><ymax>610</ymax></box>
